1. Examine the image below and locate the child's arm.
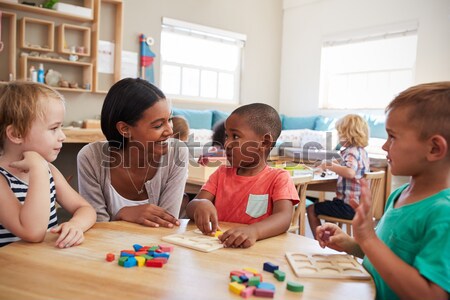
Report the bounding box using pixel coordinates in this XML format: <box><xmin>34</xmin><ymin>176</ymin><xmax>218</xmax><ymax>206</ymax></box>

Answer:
<box><xmin>351</xmin><ymin>180</ymin><xmax>447</xmax><ymax>300</ymax></box>
<box><xmin>316</xmin><ymin>223</ymin><xmax>364</xmax><ymax>258</ymax></box>
<box><xmin>49</xmin><ymin>164</ymin><xmax>96</xmax><ymax>248</ymax></box>
<box><xmin>319</xmin><ymin>158</ymin><xmax>356</xmax><ymax>179</ymax></box>
<box><xmin>218</xmin><ymin>200</ymin><xmax>293</xmax><ymax>248</ymax></box>
<box><xmin>185</xmin><ymin>190</ymin><xmax>219</xmax><ymax>234</ymax></box>
<box><xmin>0</xmin><ymin>152</ymin><xmax>52</xmax><ymax>242</ymax></box>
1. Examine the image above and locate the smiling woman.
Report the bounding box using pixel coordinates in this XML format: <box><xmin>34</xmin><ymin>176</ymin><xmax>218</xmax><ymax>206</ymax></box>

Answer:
<box><xmin>77</xmin><ymin>78</ymin><xmax>189</xmax><ymax>227</ymax></box>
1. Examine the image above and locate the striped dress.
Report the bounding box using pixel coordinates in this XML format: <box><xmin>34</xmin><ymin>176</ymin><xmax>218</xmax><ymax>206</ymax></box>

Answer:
<box><xmin>0</xmin><ymin>167</ymin><xmax>58</xmax><ymax>247</ymax></box>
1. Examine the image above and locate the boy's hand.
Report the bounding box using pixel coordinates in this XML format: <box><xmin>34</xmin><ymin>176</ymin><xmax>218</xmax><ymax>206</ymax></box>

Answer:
<box><xmin>9</xmin><ymin>151</ymin><xmax>48</xmax><ymax>173</ymax></box>
<box><xmin>316</xmin><ymin>223</ymin><xmax>352</xmax><ymax>252</ymax></box>
<box><xmin>117</xmin><ymin>204</ymin><xmax>180</xmax><ymax>228</ymax></box>
<box><xmin>350</xmin><ymin>179</ymin><xmax>377</xmax><ymax>245</ymax></box>
<box><xmin>218</xmin><ymin>226</ymin><xmax>257</xmax><ymax>248</ymax></box>
<box><xmin>193</xmin><ymin>200</ymin><xmax>219</xmax><ymax>235</ymax></box>
<box><xmin>51</xmin><ymin>222</ymin><xmax>85</xmax><ymax>248</ymax></box>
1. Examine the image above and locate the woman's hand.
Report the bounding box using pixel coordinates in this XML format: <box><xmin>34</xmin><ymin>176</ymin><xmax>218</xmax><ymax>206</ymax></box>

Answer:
<box><xmin>116</xmin><ymin>204</ymin><xmax>180</xmax><ymax>228</ymax></box>
<box><xmin>219</xmin><ymin>226</ymin><xmax>257</xmax><ymax>248</ymax></box>
<box><xmin>51</xmin><ymin>221</ymin><xmax>85</xmax><ymax>248</ymax></box>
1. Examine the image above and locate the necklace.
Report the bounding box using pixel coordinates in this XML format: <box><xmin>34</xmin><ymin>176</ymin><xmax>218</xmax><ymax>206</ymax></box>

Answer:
<box><xmin>125</xmin><ymin>164</ymin><xmax>151</xmax><ymax>195</ymax></box>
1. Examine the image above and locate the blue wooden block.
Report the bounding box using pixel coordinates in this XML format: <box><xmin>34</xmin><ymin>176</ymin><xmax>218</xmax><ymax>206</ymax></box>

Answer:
<box><xmin>153</xmin><ymin>252</ymin><xmax>170</xmax><ymax>259</ymax></box>
<box><xmin>239</xmin><ymin>275</ymin><xmax>249</xmax><ymax>282</ymax></box>
<box><xmin>258</xmin><ymin>282</ymin><xmax>275</xmax><ymax>291</ymax></box>
<box><xmin>263</xmin><ymin>262</ymin><xmax>279</xmax><ymax>273</ymax></box>
<box><xmin>123</xmin><ymin>257</ymin><xmax>137</xmax><ymax>268</ymax></box>
<box><xmin>133</xmin><ymin>244</ymin><xmax>143</xmax><ymax>251</ymax></box>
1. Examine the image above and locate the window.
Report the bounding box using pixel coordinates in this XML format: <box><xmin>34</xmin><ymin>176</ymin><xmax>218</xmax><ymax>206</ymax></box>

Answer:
<box><xmin>160</xmin><ymin>18</ymin><xmax>246</xmax><ymax>103</ymax></box>
<box><xmin>319</xmin><ymin>26</ymin><xmax>418</xmax><ymax>109</ymax></box>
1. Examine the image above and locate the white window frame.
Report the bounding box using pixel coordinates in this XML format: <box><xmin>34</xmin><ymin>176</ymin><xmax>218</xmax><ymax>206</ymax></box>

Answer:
<box><xmin>160</xmin><ymin>18</ymin><xmax>246</xmax><ymax>104</ymax></box>
<box><xmin>319</xmin><ymin>22</ymin><xmax>418</xmax><ymax>110</ymax></box>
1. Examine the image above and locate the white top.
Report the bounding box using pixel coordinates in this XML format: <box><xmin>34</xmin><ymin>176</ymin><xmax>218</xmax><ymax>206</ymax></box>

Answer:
<box><xmin>109</xmin><ymin>184</ymin><xmax>148</xmax><ymax>217</ymax></box>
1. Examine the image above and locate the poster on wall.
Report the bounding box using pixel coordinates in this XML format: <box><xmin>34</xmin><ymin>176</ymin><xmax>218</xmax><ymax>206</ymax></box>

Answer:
<box><xmin>121</xmin><ymin>51</ymin><xmax>138</xmax><ymax>79</ymax></box>
<box><xmin>98</xmin><ymin>40</ymin><xmax>115</xmax><ymax>74</ymax></box>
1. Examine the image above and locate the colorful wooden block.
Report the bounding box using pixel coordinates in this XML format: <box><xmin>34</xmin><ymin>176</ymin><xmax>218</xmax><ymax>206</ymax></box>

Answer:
<box><xmin>230</xmin><ymin>270</ymin><xmax>245</xmax><ymax>278</ymax></box>
<box><xmin>133</xmin><ymin>244</ymin><xmax>143</xmax><ymax>251</ymax></box>
<box><xmin>158</xmin><ymin>244</ymin><xmax>174</xmax><ymax>252</ymax></box>
<box><xmin>247</xmin><ymin>276</ymin><xmax>260</xmax><ymax>287</ymax></box>
<box><xmin>240</xmin><ymin>286</ymin><xmax>256</xmax><ymax>298</ymax></box>
<box><xmin>123</xmin><ymin>257</ymin><xmax>137</xmax><ymax>268</ymax></box>
<box><xmin>149</xmin><ymin>246</ymin><xmax>159</xmax><ymax>251</ymax></box>
<box><xmin>239</xmin><ymin>275</ymin><xmax>249</xmax><ymax>282</ymax></box>
<box><xmin>287</xmin><ymin>281</ymin><xmax>304</xmax><ymax>292</ymax></box>
<box><xmin>118</xmin><ymin>256</ymin><xmax>128</xmax><ymax>266</ymax></box>
<box><xmin>106</xmin><ymin>253</ymin><xmax>115</xmax><ymax>262</ymax></box>
<box><xmin>263</xmin><ymin>262</ymin><xmax>279</xmax><ymax>273</ymax></box>
<box><xmin>243</xmin><ymin>267</ymin><xmax>259</xmax><ymax>275</ymax></box>
<box><xmin>153</xmin><ymin>252</ymin><xmax>170</xmax><ymax>259</ymax></box>
<box><xmin>231</xmin><ymin>275</ymin><xmax>242</xmax><ymax>283</ymax></box>
<box><xmin>214</xmin><ymin>230</ymin><xmax>223</xmax><ymax>238</ymax></box>
<box><xmin>258</xmin><ymin>282</ymin><xmax>275</xmax><ymax>291</ymax></box>
<box><xmin>254</xmin><ymin>288</ymin><xmax>275</xmax><ymax>298</ymax></box>
<box><xmin>152</xmin><ymin>257</ymin><xmax>168</xmax><ymax>264</ymax></box>
<box><xmin>145</xmin><ymin>260</ymin><xmax>163</xmax><ymax>268</ymax></box>
<box><xmin>229</xmin><ymin>282</ymin><xmax>246</xmax><ymax>295</ymax></box>
<box><xmin>274</xmin><ymin>270</ymin><xmax>286</xmax><ymax>282</ymax></box>
<box><xmin>120</xmin><ymin>250</ymin><xmax>135</xmax><ymax>257</ymax></box>
<box><xmin>135</xmin><ymin>256</ymin><xmax>146</xmax><ymax>267</ymax></box>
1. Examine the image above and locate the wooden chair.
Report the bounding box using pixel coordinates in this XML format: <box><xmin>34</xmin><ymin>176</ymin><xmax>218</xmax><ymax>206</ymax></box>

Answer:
<box><xmin>317</xmin><ymin>170</ymin><xmax>385</xmax><ymax>236</ymax></box>
<box><xmin>288</xmin><ymin>175</ymin><xmax>313</xmax><ymax>235</ymax></box>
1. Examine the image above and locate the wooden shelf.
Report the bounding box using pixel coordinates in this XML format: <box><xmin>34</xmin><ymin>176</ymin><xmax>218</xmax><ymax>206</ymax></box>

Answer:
<box><xmin>62</xmin><ymin>128</ymin><xmax>105</xmax><ymax>143</ymax></box>
<box><xmin>19</xmin><ymin>17</ymin><xmax>54</xmax><ymax>52</ymax></box>
<box><xmin>0</xmin><ymin>11</ymin><xmax>16</xmax><ymax>81</ymax></box>
<box><xmin>0</xmin><ymin>0</ymin><xmax>93</xmax><ymax>22</ymax></box>
<box><xmin>57</xmin><ymin>23</ymin><xmax>91</xmax><ymax>56</ymax></box>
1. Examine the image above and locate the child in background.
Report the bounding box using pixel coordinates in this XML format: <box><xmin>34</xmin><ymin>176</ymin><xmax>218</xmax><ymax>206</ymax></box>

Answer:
<box><xmin>307</xmin><ymin>114</ymin><xmax>370</xmax><ymax>239</ymax></box>
<box><xmin>172</xmin><ymin>115</ymin><xmax>190</xmax><ymax>142</ymax></box>
<box><xmin>171</xmin><ymin>115</ymin><xmax>191</xmax><ymax>218</ymax></box>
<box><xmin>198</xmin><ymin>120</ymin><xmax>226</xmax><ymax>165</ymax></box>
<box><xmin>317</xmin><ymin>82</ymin><xmax>450</xmax><ymax>300</ymax></box>
<box><xmin>0</xmin><ymin>82</ymin><xmax>96</xmax><ymax>248</ymax></box>
<box><xmin>186</xmin><ymin>103</ymin><xmax>299</xmax><ymax>248</ymax></box>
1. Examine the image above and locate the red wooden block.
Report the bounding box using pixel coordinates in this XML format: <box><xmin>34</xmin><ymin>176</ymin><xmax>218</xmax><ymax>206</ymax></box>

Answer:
<box><xmin>152</xmin><ymin>257</ymin><xmax>168</xmax><ymax>264</ymax></box>
<box><xmin>134</xmin><ymin>250</ymin><xmax>147</xmax><ymax>256</ymax></box>
<box><xmin>146</xmin><ymin>260</ymin><xmax>164</xmax><ymax>268</ymax></box>
<box><xmin>106</xmin><ymin>253</ymin><xmax>115</xmax><ymax>262</ymax></box>
<box><xmin>229</xmin><ymin>270</ymin><xmax>245</xmax><ymax>278</ymax></box>
<box><xmin>254</xmin><ymin>288</ymin><xmax>275</xmax><ymax>298</ymax></box>
<box><xmin>158</xmin><ymin>244</ymin><xmax>174</xmax><ymax>252</ymax></box>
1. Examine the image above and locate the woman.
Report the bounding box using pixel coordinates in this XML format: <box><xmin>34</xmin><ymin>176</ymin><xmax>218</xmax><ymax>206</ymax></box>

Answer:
<box><xmin>77</xmin><ymin>78</ymin><xmax>188</xmax><ymax>227</ymax></box>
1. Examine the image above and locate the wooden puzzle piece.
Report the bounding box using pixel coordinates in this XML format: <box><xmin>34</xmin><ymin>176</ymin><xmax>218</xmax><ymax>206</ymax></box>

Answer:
<box><xmin>161</xmin><ymin>230</ymin><xmax>224</xmax><ymax>252</ymax></box>
<box><xmin>285</xmin><ymin>252</ymin><xmax>371</xmax><ymax>280</ymax></box>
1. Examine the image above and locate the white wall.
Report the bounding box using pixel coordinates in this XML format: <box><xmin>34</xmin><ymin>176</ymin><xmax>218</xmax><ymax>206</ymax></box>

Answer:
<box><xmin>62</xmin><ymin>0</ymin><xmax>283</xmax><ymax>125</ymax></box>
<box><xmin>279</xmin><ymin>0</ymin><xmax>450</xmax><ymax>117</ymax></box>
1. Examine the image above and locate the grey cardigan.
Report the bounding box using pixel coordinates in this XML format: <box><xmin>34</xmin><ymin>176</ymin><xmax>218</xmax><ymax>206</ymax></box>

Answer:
<box><xmin>77</xmin><ymin>140</ymin><xmax>189</xmax><ymax>222</ymax></box>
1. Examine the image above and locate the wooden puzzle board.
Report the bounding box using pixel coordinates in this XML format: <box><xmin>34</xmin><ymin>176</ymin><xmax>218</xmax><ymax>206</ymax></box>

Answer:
<box><xmin>286</xmin><ymin>252</ymin><xmax>371</xmax><ymax>280</ymax></box>
<box><xmin>161</xmin><ymin>230</ymin><xmax>223</xmax><ymax>253</ymax></box>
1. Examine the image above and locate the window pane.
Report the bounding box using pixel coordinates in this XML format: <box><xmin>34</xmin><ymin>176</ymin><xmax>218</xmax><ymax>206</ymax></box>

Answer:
<box><xmin>181</xmin><ymin>67</ymin><xmax>200</xmax><ymax>97</ymax></box>
<box><xmin>161</xmin><ymin>65</ymin><xmax>181</xmax><ymax>95</ymax></box>
<box><xmin>319</xmin><ymin>34</ymin><xmax>417</xmax><ymax>109</ymax></box>
<box><xmin>218</xmin><ymin>73</ymin><xmax>234</xmax><ymax>100</ymax></box>
<box><xmin>200</xmin><ymin>70</ymin><xmax>217</xmax><ymax>98</ymax></box>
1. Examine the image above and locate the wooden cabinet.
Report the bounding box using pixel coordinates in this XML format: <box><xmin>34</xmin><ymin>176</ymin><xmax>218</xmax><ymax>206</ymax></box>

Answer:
<box><xmin>0</xmin><ymin>0</ymin><xmax>122</xmax><ymax>93</ymax></box>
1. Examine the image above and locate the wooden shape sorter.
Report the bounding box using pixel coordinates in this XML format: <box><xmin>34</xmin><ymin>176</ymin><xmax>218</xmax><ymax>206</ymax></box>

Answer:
<box><xmin>285</xmin><ymin>252</ymin><xmax>371</xmax><ymax>280</ymax></box>
<box><xmin>161</xmin><ymin>230</ymin><xmax>224</xmax><ymax>253</ymax></box>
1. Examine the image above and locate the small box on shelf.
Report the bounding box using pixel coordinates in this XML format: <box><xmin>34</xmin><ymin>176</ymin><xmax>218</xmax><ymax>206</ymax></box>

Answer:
<box><xmin>53</xmin><ymin>2</ymin><xmax>92</xmax><ymax>19</ymax></box>
<box><xmin>18</xmin><ymin>17</ymin><xmax>54</xmax><ymax>52</ymax></box>
<box><xmin>57</xmin><ymin>24</ymin><xmax>91</xmax><ymax>56</ymax></box>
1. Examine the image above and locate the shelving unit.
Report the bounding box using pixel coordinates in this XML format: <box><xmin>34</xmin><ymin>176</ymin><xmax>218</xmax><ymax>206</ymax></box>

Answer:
<box><xmin>0</xmin><ymin>10</ymin><xmax>16</xmax><ymax>81</ymax></box>
<box><xmin>0</xmin><ymin>0</ymin><xmax>122</xmax><ymax>93</ymax></box>
<box><xmin>19</xmin><ymin>17</ymin><xmax>54</xmax><ymax>52</ymax></box>
<box><xmin>57</xmin><ymin>23</ymin><xmax>91</xmax><ymax>56</ymax></box>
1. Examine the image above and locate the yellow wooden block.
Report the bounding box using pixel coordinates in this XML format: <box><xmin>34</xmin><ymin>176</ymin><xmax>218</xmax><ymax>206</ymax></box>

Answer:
<box><xmin>243</xmin><ymin>267</ymin><xmax>259</xmax><ymax>275</ymax></box>
<box><xmin>135</xmin><ymin>256</ymin><xmax>146</xmax><ymax>267</ymax></box>
<box><xmin>229</xmin><ymin>282</ymin><xmax>246</xmax><ymax>295</ymax></box>
<box><xmin>214</xmin><ymin>230</ymin><xmax>223</xmax><ymax>238</ymax></box>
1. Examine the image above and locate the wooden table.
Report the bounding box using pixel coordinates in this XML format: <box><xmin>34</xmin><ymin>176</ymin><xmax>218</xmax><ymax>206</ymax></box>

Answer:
<box><xmin>62</xmin><ymin>127</ymin><xmax>105</xmax><ymax>143</ymax></box>
<box><xmin>0</xmin><ymin>221</ymin><xmax>375</xmax><ymax>300</ymax></box>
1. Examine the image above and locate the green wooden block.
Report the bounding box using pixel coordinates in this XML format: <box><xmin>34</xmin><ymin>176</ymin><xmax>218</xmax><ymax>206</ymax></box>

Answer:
<box><xmin>247</xmin><ymin>276</ymin><xmax>260</xmax><ymax>286</ymax></box>
<box><xmin>274</xmin><ymin>270</ymin><xmax>286</xmax><ymax>282</ymax></box>
<box><xmin>287</xmin><ymin>281</ymin><xmax>304</xmax><ymax>292</ymax></box>
<box><xmin>231</xmin><ymin>275</ymin><xmax>242</xmax><ymax>283</ymax></box>
<box><xmin>149</xmin><ymin>246</ymin><xmax>159</xmax><ymax>251</ymax></box>
<box><xmin>118</xmin><ymin>256</ymin><xmax>128</xmax><ymax>267</ymax></box>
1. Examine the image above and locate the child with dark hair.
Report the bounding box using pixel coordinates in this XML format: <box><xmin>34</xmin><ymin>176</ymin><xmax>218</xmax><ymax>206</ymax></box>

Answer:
<box><xmin>186</xmin><ymin>103</ymin><xmax>299</xmax><ymax>248</ymax></box>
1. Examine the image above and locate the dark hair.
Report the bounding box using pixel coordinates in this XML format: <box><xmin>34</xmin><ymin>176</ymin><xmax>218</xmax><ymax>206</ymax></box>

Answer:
<box><xmin>212</xmin><ymin>120</ymin><xmax>226</xmax><ymax>148</ymax></box>
<box><xmin>231</xmin><ymin>103</ymin><xmax>282</xmax><ymax>145</ymax></box>
<box><xmin>101</xmin><ymin>78</ymin><xmax>166</xmax><ymax>149</ymax></box>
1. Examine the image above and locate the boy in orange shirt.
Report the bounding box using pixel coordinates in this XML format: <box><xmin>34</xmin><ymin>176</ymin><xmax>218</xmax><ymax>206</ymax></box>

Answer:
<box><xmin>186</xmin><ymin>103</ymin><xmax>299</xmax><ymax>248</ymax></box>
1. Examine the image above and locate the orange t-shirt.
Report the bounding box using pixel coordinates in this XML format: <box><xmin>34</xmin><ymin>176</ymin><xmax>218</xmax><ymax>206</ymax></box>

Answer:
<box><xmin>201</xmin><ymin>165</ymin><xmax>300</xmax><ymax>224</ymax></box>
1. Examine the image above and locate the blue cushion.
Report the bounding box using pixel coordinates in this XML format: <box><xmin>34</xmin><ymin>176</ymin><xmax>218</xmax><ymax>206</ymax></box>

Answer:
<box><xmin>172</xmin><ymin>108</ymin><xmax>213</xmax><ymax>129</ymax></box>
<box><xmin>314</xmin><ymin>116</ymin><xmax>337</xmax><ymax>131</ymax></box>
<box><xmin>281</xmin><ymin>115</ymin><xmax>319</xmax><ymax>130</ymax></box>
<box><xmin>212</xmin><ymin>110</ymin><xmax>230</xmax><ymax>128</ymax></box>
<box><xmin>365</xmin><ymin>115</ymin><xmax>387</xmax><ymax>139</ymax></box>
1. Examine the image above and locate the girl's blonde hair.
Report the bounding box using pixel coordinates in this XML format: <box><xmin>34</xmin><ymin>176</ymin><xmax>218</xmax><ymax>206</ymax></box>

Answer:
<box><xmin>0</xmin><ymin>81</ymin><xmax>64</xmax><ymax>150</ymax></box>
<box><xmin>335</xmin><ymin>114</ymin><xmax>369</xmax><ymax>148</ymax></box>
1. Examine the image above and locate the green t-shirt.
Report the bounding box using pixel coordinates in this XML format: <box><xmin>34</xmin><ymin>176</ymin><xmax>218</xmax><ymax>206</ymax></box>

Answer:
<box><xmin>363</xmin><ymin>185</ymin><xmax>450</xmax><ymax>300</ymax></box>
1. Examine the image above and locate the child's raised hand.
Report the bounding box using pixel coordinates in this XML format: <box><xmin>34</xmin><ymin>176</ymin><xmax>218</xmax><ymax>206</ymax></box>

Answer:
<box><xmin>9</xmin><ymin>151</ymin><xmax>48</xmax><ymax>173</ymax></box>
<box><xmin>193</xmin><ymin>200</ymin><xmax>219</xmax><ymax>235</ymax></box>
<box><xmin>218</xmin><ymin>226</ymin><xmax>257</xmax><ymax>248</ymax></box>
<box><xmin>316</xmin><ymin>223</ymin><xmax>352</xmax><ymax>252</ymax></box>
<box><xmin>50</xmin><ymin>221</ymin><xmax>85</xmax><ymax>248</ymax></box>
<box><xmin>350</xmin><ymin>179</ymin><xmax>377</xmax><ymax>245</ymax></box>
